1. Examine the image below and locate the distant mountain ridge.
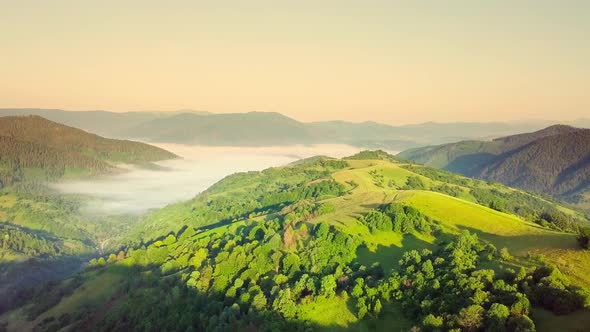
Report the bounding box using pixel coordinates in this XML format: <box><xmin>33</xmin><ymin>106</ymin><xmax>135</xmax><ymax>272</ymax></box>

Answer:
<box><xmin>125</xmin><ymin>111</ymin><xmax>314</xmax><ymax>145</ymax></box>
<box><xmin>0</xmin><ymin>115</ymin><xmax>177</xmax><ymax>186</ymax></box>
<box><xmin>398</xmin><ymin>125</ymin><xmax>590</xmax><ymax>205</ymax></box>
<box><xmin>3</xmin><ymin>108</ymin><xmax>585</xmax><ymax>149</ymax></box>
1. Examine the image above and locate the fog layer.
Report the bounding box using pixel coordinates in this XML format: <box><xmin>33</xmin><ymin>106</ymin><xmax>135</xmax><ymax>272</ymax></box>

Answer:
<box><xmin>52</xmin><ymin>144</ymin><xmax>372</xmax><ymax>215</ymax></box>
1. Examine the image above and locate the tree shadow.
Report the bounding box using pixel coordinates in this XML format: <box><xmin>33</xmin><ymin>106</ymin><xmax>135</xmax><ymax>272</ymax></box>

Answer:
<box><xmin>445</xmin><ymin>152</ymin><xmax>497</xmax><ymax>176</ymax></box>
<box><xmin>456</xmin><ymin>225</ymin><xmax>577</xmax><ymax>254</ymax></box>
<box><xmin>0</xmin><ymin>254</ymin><xmax>90</xmax><ymax>314</ymax></box>
<box><xmin>354</xmin><ymin>233</ymin><xmax>435</xmax><ymax>275</ymax></box>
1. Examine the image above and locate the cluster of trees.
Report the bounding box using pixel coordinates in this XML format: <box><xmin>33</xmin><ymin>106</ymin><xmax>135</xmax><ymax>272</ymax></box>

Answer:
<box><xmin>345</xmin><ymin>150</ymin><xmax>399</xmax><ymax>161</ymax></box>
<box><xmin>471</xmin><ymin>188</ymin><xmax>581</xmax><ymax>232</ymax></box>
<box><xmin>0</xmin><ymin>223</ymin><xmax>63</xmax><ymax>257</ymax></box>
<box><xmin>368</xmin><ymin>170</ymin><xmax>386</xmax><ymax>188</ymax></box>
<box><xmin>525</xmin><ymin>265</ymin><xmax>590</xmax><ymax>314</ymax></box>
<box><xmin>368</xmin><ymin>172</ymin><xmax>428</xmax><ymax>191</ymax></box>
<box><xmin>391</xmin><ymin>232</ymin><xmax>533</xmax><ymax>331</ymax></box>
<box><xmin>199</xmin><ymin>179</ymin><xmax>346</xmax><ymax>227</ymax></box>
<box><xmin>75</xmin><ymin>218</ymin><xmax>362</xmax><ymax>331</ymax></box>
<box><xmin>350</xmin><ymin>231</ymin><xmax>589</xmax><ymax>331</ymax></box>
<box><xmin>431</xmin><ymin>184</ymin><xmax>464</xmax><ymax>198</ymax></box>
<box><xmin>403</xmin><ymin>176</ymin><xmax>427</xmax><ymax>190</ymax></box>
<box><xmin>359</xmin><ymin>203</ymin><xmax>440</xmax><ymax>235</ymax></box>
<box><xmin>402</xmin><ymin>165</ymin><xmax>472</xmax><ymax>187</ymax></box>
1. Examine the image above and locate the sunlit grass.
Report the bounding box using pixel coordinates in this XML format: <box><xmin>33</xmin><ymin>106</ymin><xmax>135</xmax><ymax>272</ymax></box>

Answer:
<box><xmin>297</xmin><ymin>296</ymin><xmax>358</xmax><ymax>328</ymax></box>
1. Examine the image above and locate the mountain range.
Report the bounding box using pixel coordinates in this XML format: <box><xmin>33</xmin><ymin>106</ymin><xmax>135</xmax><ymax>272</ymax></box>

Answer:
<box><xmin>398</xmin><ymin>125</ymin><xmax>590</xmax><ymax>207</ymax></box>
<box><xmin>3</xmin><ymin>108</ymin><xmax>587</xmax><ymax>149</ymax></box>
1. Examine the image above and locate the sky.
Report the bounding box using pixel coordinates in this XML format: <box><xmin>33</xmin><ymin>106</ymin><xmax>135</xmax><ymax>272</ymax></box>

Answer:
<box><xmin>1</xmin><ymin>0</ymin><xmax>588</xmax><ymax>124</ymax></box>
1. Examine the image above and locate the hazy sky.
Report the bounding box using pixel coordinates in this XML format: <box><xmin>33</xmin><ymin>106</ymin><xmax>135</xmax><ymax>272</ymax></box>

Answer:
<box><xmin>1</xmin><ymin>0</ymin><xmax>588</xmax><ymax>124</ymax></box>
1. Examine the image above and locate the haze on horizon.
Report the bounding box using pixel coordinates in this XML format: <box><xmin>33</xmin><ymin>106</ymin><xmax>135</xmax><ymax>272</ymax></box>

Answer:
<box><xmin>1</xmin><ymin>0</ymin><xmax>588</xmax><ymax>125</ymax></box>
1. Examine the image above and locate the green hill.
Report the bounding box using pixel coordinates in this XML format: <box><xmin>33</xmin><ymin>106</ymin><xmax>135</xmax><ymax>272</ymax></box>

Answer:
<box><xmin>0</xmin><ymin>115</ymin><xmax>177</xmax><ymax>186</ymax></box>
<box><xmin>4</xmin><ymin>153</ymin><xmax>590</xmax><ymax>331</ymax></box>
<box><xmin>398</xmin><ymin>125</ymin><xmax>590</xmax><ymax>207</ymax></box>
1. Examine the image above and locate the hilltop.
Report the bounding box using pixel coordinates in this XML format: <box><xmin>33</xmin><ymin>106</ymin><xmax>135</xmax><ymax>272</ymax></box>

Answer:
<box><xmin>398</xmin><ymin>125</ymin><xmax>590</xmax><ymax>207</ymax></box>
<box><xmin>4</xmin><ymin>152</ymin><xmax>590</xmax><ymax>331</ymax></box>
<box><xmin>0</xmin><ymin>115</ymin><xmax>177</xmax><ymax>185</ymax></box>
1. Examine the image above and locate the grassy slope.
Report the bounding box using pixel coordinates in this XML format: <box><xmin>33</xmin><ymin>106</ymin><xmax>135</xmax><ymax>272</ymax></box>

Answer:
<box><xmin>313</xmin><ymin>159</ymin><xmax>590</xmax><ymax>330</ymax></box>
<box><xmin>328</xmin><ymin>160</ymin><xmax>590</xmax><ymax>285</ymax></box>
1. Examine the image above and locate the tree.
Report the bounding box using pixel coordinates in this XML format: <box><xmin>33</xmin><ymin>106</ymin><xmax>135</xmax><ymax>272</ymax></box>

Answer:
<box><xmin>272</xmin><ymin>288</ymin><xmax>297</xmax><ymax>319</ymax></box>
<box><xmin>422</xmin><ymin>314</ymin><xmax>444</xmax><ymax>331</ymax></box>
<box><xmin>373</xmin><ymin>299</ymin><xmax>382</xmax><ymax>316</ymax></box>
<box><xmin>499</xmin><ymin>247</ymin><xmax>512</xmax><ymax>261</ymax></box>
<box><xmin>361</xmin><ymin>210</ymin><xmax>393</xmax><ymax>233</ymax></box>
<box><xmin>510</xmin><ymin>294</ymin><xmax>530</xmax><ymax>316</ymax></box>
<box><xmin>315</xmin><ymin>223</ymin><xmax>330</xmax><ymax>238</ymax></box>
<box><xmin>404</xmin><ymin>176</ymin><xmax>426</xmax><ymax>190</ymax></box>
<box><xmin>506</xmin><ymin>315</ymin><xmax>535</xmax><ymax>332</ymax></box>
<box><xmin>486</xmin><ymin>303</ymin><xmax>509</xmax><ymax>331</ymax></box>
<box><xmin>163</xmin><ymin>234</ymin><xmax>176</xmax><ymax>245</ymax></box>
<box><xmin>251</xmin><ymin>292</ymin><xmax>267</xmax><ymax>310</ymax></box>
<box><xmin>457</xmin><ymin>305</ymin><xmax>484</xmax><ymax>331</ymax></box>
<box><xmin>107</xmin><ymin>253</ymin><xmax>117</xmax><ymax>263</ymax></box>
<box><xmin>356</xmin><ymin>298</ymin><xmax>368</xmax><ymax>319</ymax></box>
<box><xmin>351</xmin><ymin>278</ymin><xmax>365</xmax><ymax>298</ymax></box>
<box><xmin>320</xmin><ymin>275</ymin><xmax>337</xmax><ymax>298</ymax></box>
<box><xmin>421</xmin><ymin>260</ymin><xmax>434</xmax><ymax>279</ymax></box>
<box><xmin>282</xmin><ymin>253</ymin><xmax>301</xmax><ymax>276</ymax></box>
<box><xmin>97</xmin><ymin>257</ymin><xmax>106</xmax><ymax>266</ymax></box>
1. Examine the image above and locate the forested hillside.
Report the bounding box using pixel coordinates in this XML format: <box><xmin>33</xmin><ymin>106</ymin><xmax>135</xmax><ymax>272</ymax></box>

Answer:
<box><xmin>0</xmin><ymin>116</ymin><xmax>177</xmax><ymax>313</ymax></box>
<box><xmin>0</xmin><ymin>115</ymin><xmax>177</xmax><ymax>186</ymax></box>
<box><xmin>4</xmin><ymin>152</ymin><xmax>590</xmax><ymax>331</ymax></box>
<box><xmin>398</xmin><ymin>125</ymin><xmax>590</xmax><ymax>207</ymax></box>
